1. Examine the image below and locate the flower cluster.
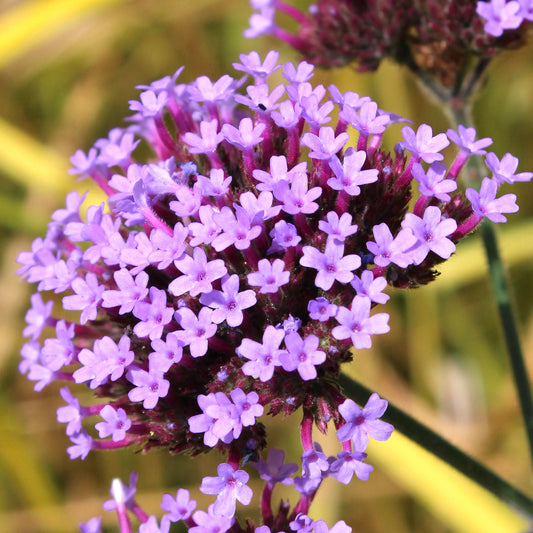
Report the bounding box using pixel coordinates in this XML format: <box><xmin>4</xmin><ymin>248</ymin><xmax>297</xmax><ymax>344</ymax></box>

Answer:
<box><xmin>245</xmin><ymin>0</ymin><xmax>531</xmax><ymax>87</ymax></box>
<box><xmin>18</xmin><ymin>50</ymin><xmax>530</xmax><ymax>532</ymax></box>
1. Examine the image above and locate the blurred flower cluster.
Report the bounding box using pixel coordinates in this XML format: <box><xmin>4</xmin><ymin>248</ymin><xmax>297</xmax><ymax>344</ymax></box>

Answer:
<box><xmin>17</xmin><ymin>42</ymin><xmax>530</xmax><ymax>532</ymax></box>
<box><xmin>246</xmin><ymin>0</ymin><xmax>531</xmax><ymax>90</ymax></box>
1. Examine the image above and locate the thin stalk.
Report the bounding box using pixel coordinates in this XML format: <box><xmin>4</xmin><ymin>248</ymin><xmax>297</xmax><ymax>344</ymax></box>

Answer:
<box><xmin>450</xmin><ymin>102</ymin><xmax>533</xmax><ymax>466</ymax></box>
<box><xmin>339</xmin><ymin>374</ymin><xmax>533</xmax><ymax>517</ymax></box>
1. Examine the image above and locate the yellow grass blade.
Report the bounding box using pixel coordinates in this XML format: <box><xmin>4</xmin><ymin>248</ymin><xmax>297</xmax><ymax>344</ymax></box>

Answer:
<box><xmin>0</xmin><ymin>0</ymin><xmax>129</xmax><ymax>69</ymax></box>
<box><xmin>0</xmin><ymin>117</ymin><xmax>69</xmax><ymax>194</ymax></box>
<box><xmin>367</xmin><ymin>432</ymin><xmax>530</xmax><ymax>533</ymax></box>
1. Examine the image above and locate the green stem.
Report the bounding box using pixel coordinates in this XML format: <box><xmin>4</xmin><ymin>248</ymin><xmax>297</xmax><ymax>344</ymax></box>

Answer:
<box><xmin>480</xmin><ymin>220</ymin><xmax>533</xmax><ymax>463</ymax></box>
<box><xmin>448</xmin><ymin>101</ymin><xmax>533</xmax><ymax>466</ymax></box>
<box><xmin>339</xmin><ymin>374</ymin><xmax>533</xmax><ymax>517</ymax></box>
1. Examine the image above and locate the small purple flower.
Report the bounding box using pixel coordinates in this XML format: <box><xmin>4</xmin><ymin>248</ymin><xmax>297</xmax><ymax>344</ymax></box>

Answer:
<box><xmin>301</xmin><ymin>442</ymin><xmax>330</xmax><ymax>479</ymax></box>
<box><xmin>132</xmin><ymin>287</ymin><xmax>174</xmax><ymax>340</ymax></box>
<box><xmin>476</xmin><ymin>0</ymin><xmax>522</xmax><ymax>36</ymax></box>
<box><xmin>95</xmin><ymin>405</ymin><xmax>131</xmax><ymax>441</ymax></box>
<box><xmin>183</xmin><ymin>119</ymin><xmax>224</xmax><ymax>154</ymax></box>
<box><xmin>273</xmin><ymin>173</ymin><xmax>322</xmax><ymax>215</ymax></box>
<box><xmin>67</xmin><ymin>430</ymin><xmax>93</xmax><ymax>460</ymax></box>
<box><xmin>485</xmin><ymin>152</ymin><xmax>533</xmax><ymax>185</ymax></box>
<box><xmin>330</xmin><ymin>451</ymin><xmax>373</xmax><ymax>483</ymax></box>
<box><xmin>465</xmin><ymin>177</ymin><xmax>519</xmax><ymax>223</ymax></box>
<box><xmin>200</xmin><ymin>274</ymin><xmax>257</xmax><ymax>327</ymax></box>
<box><xmin>247</xmin><ymin>258</ymin><xmax>290</xmax><ymax>294</ymax></box>
<box><xmin>149</xmin><ymin>332</ymin><xmax>185</xmax><ymax>373</ymax></box>
<box><xmin>161</xmin><ymin>488</ymin><xmax>197</xmax><ymax>524</ymax></box>
<box><xmin>101</xmin><ymin>269</ymin><xmax>149</xmax><ymax>314</ymax></box>
<box><xmin>252</xmin><ymin>447</ymin><xmax>298</xmax><ymax>485</ymax></box>
<box><xmin>222</xmin><ymin>117</ymin><xmax>265</xmax><ymax>149</ymax></box>
<box><xmin>308</xmin><ymin>297</ymin><xmax>338</xmax><ymax>322</ymax></box>
<box><xmin>412</xmin><ymin>162</ymin><xmax>457</xmax><ymax>202</ymax></box>
<box><xmin>300</xmin><ymin>240</ymin><xmax>361</xmax><ymax>291</ymax></box>
<box><xmin>230</xmin><ymin>388</ymin><xmax>264</xmax><ymax>427</ymax></box>
<box><xmin>62</xmin><ymin>272</ymin><xmax>104</xmax><ymax>325</ymax></box>
<box><xmin>237</xmin><ymin>325</ymin><xmax>286</xmax><ymax>381</ymax></box>
<box><xmin>400</xmin><ymin>124</ymin><xmax>450</xmax><ymax>164</ymax></box>
<box><xmin>318</xmin><ymin>211</ymin><xmax>358</xmax><ymax>244</ymax></box>
<box><xmin>174</xmin><ymin>306</ymin><xmax>217</xmax><ymax>358</ymax></box>
<box><xmin>366</xmin><ymin>223</ymin><xmax>417</xmax><ymax>268</ymax></box>
<box><xmin>79</xmin><ymin>517</ymin><xmax>102</xmax><ymax>533</ymax></box>
<box><xmin>350</xmin><ymin>271</ymin><xmax>389</xmax><ymax>304</ymax></box>
<box><xmin>23</xmin><ymin>293</ymin><xmax>53</xmax><ymax>340</ymax></box>
<box><xmin>170</xmin><ymin>247</ymin><xmax>227</xmax><ymax>297</ymax></box>
<box><xmin>127</xmin><ymin>366</ymin><xmax>170</xmax><ymax>409</ymax></box>
<box><xmin>268</xmin><ymin>220</ymin><xmax>301</xmax><ymax>252</ymax></box>
<box><xmin>336</xmin><ymin>393</ymin><xmax>394</xmax><ymax>451</ymax></box>
<box><xmin>301</xmin><ymin>127</ymin><xmax>349</xmax><ymax>160</ymax></box>
<box><xmin>446</xmin><ymin>125</ymin><xmax>492</xmax><ymax>156</ymax></box>
<box><xmin>332</xmin><ymin>296</ymin><xmax>390</xmax><ymax>350</ymax></box>
<box><xmin>233</xmin><ymin>50</ymin><xmax>281</xmax><ymax>83</ymax></box>
<box><xmin>57</xmin><ymin>387</ymin><xmax>84</xmax><ymax>436</ymax></box>
<box><xmin>279</xmin><ymin>332</ymin><xmax>326</xmax><ymax>381</ymax></box>
<box><xmin>340</xmin><ymin>101</ymin><xmax>389</xmax><ymax>135</ymax></box>
<box><xmin>190</xmin><ymin>505</ymin><xmax>234</xmax><ymax>533</ymax></box>
<box><xmin>402</xmin><ymin>206</ymin><xmax>457</xmax><ymax>265</ymax></box>
<box><xmin>200</xmin><ymin>463</ymin><xmax>253</xmax><ymax>517</ymax></box>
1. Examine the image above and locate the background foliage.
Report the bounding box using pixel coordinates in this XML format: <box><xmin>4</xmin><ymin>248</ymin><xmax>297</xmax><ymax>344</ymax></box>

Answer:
<box><xmin>1</xmin><ymin>1</ymin><xmax>532</xmax><ymax>531</ymax></box>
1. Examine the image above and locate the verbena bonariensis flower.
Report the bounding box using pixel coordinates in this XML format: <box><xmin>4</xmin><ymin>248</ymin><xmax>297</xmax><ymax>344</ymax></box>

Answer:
<box><xmin>245</xmin><ymin>0</ymin><xmax>531</xmax><ymax>89</ymax></box>
<box><xmin>18</xmin><ymin>51</ymin><xmax>531</xmax><ymax>532</ymax></box>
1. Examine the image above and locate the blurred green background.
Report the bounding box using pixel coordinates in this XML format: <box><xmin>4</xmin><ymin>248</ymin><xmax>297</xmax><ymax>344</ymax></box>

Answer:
<box><xmin>0</xmin><ymin>1</ymin><xmax>532</xmax><ymax>532</ymax></box>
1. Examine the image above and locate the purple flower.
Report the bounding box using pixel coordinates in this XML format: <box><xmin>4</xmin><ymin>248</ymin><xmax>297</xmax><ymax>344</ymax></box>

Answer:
<box><xmin>188</xmin><ymin>75</ymin><xmax>235</xmax><ymax>103</ymax></box>
<box><xmin>366</xmin><ymin>223</ymin><xmax>417</xmax><ymax>268</ymax></box>
<box><xmin>222</xmin><ymin>117</ymin><xmax>265</xmax><ymax>149</ymax></box>
<box><xmin>174</xmin><ymin>307</ymin><xmax>217</xmax><ymax>358</ymax></box>
<box><xmin>350</xmin><ymin>271</ymin><xmax>389</xmax><ymax>304</ymax></box>
<box><xmin>127</xmin><ymin>366</ymin><xmax>170</xmax><ymax>409</ymax></box>
<box><xmin>328</xmin><ymin>148</ymin><xmax>378</xmax><ymax>196</ymax></box>
<box><xmin>132</xmin><ymin>287</ymin><xmax>174</xmax><ymax>340</ymax></box>
<box><xmin>332</xmin><ymin>296</ymin><xmax>390</xmax><ymax>350</ymax></box>
<box><xmin>212</xmin><ymin>205</ymin><xmax>263</xmax><ymax>251</ymax></box>
<box><xmin>283</xmin><ymin>60</ymin><xmax>315</xmax><ymax>84</ymax></box>
<box><xmin>190</xmin><ymin>505</ymin><xmax>234</xmax><ymax>533</ymax></box>
<box><xmin>336</xmin><ymin>393</ymin><xmax>394</xmax><ymax>451</ymax></box>
<box><xmin>57</xmin><ymin>387</ymin><xmax>84</xmax><ymax>436</ymax></box>
<box><xmin>330</xmin><ymin>451</ymin><xmax>373</xmax><ymax>483</ymax></box>
<box><xmin>95</xmin><ymin>405</ymin><xmax>131</xmax><ymax>441</ymax></box>
<box><xmin>230</xmin><ymin>388</ymin><xmax>264</xmax><ymax>427</ymax></box>
<box><xmin>301</xmin><ymin>127</ymin><xmax>349</xmax><ymax>160</ymax></box>
<box><xmin>232</xmin><ymin>50</ymin><xmax>281</xmax><ymax>83</ymax></box>
<box><xmin>301</xmin><ymin>442</ymin><xmax>330</xmax><ymax>479</ymax></box>
<box><xmin>279</xmin><ymin>332</ymin><xmax>326</xmax><ymax>381</ymax></box>
<box><xmin>149</xmin><ymin>332</ymin><xmax>184</xmax><ymax>373</ymax></box>
<box><xmin>446</xmin><ymin>125</ymin><xmax>492</xmax><ymax>156</ymax></box>
<box><xmin>466</xmin><ymin>177</ymin><xmax>519</xmax><ymax>223</ymax></box>
<box><xmin>23</xmin><ymin>293</ymin><xmax>53</xmax><ymax>340</ymax></box>
<box><xmin>318</xmin><ymin>211</ymin><xmax>358</xmax><ymax>244</ymax></box>
<box><xmin>402</xmin><ymin>206</ymin><xmax>457</xmax><ymax>265</ymax></box>
<box><xmin>400</xmin><ymin>124</ymin><xmax>450</xmax><ymax>164</ymax></box>
<box><xmin>183</xmin><ymin>119</ymin><xmax>224</xmax><ymax>154</ymax></box>
<box><xmin>101</xmin><ymin>269</ymin><xmax>149</xmax><ymax>314</ymax></box>
<box><xmin>339</xmin><ymin>101</ymin><xmax>390</xmax><ymax>135</ymax></box>
<box><xmin>252</xmin><ymin>447</ymin><xmax>298</xmax><ymax>485</ymax></box>
<box><xmin>161</xmin><ymin>488</ymin><xmax>197</xmax><ymax>523</ymax></box>
<box><xmin>237</xmin><ymin>325</ymin><xmax>286</xmax><ymax>382</ymax></box>
<box><xmin>247</xmin><ymin>258</ymin><xmax>290</xmax><ymax>294</ymax></box>
<box><xmin>485</xmin><ymin>152</ymin><xmax>533</xmax><ymax>185</ymax></box>
<box><xmin>200</xmin><ymin>463</ymin><xmax>253</xmax><ymax>517</ymax></box>
<box><xmin>67</xmin><ymin>430</ymin><xmax>93</xmax><ymax>460</ymax></box>
<box><xmin>268</xmin><ymin>220</ymin><xmax>301</xmax><ymax>252</ymax></box>
<box><xmin>273</xmin><ymin>173</ymin><xmax>322</xmax><ymax>215</ymax></box>
<box><xmin>476</xmin><ymin>0</ymin><xmax>522</xmax><ymax>36</ymax></box>
<box><xmin>62</xmin><ymin>272</ymin><xmax>104</xmax><ymax>325</ymax></box>
<box><xmin>412</xmin><ymin>162</ymin><xmax>457</xmax><ymax>202</ymax></box>
<box><xmin>300</xmin><ymin>240</ymin><xmax>361</xmax><ymax>291</ymax></box>
<box><xmin>307</xmin><ymin>297</ymin><xmax>338</xmax><ymax>322</ymax></box>
<box><xmin>79</xmin><ymin>517</ymin><xmax>102</xmax><ymax>533</ymax></box>
<box><xmin>170</xmin><ymin>247</ymin><xmax>227</xmax><ymax>297</ymax></box>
